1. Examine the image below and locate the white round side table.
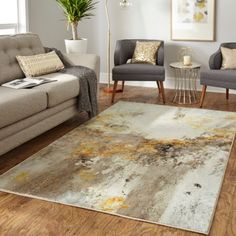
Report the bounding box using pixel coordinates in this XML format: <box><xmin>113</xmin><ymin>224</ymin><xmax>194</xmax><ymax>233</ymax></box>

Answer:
<box><xmin>170</xmin><ymin>62</ymin><xmax>201</xmax><ymax>104</ymax></box>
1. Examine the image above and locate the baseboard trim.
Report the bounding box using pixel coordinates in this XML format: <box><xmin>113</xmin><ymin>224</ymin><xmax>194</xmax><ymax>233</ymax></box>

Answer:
<box><xmin>100</xmin><ymin>73</ymin><xmax>236</xmax><ymax>94</ymax></box>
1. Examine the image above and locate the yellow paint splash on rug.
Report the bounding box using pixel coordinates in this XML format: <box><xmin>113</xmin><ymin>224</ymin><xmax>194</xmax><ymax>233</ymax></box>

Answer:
<box><xmin>224</xmin><ymin>114</ymin><xmax>236</xmax><ymax>121</ymax></box>
<box><xmin>101</xmin><ymin>197</ymin><xmax>129</xmax><ymax>211</ymax></box>
<box><xmin>14</xmin><ymin>172</ymin><xmax>29</xmax><ymax>182</ymax></box>
<box><xmin>79</xmin><ymin>170</ymin><xmax>96</xmax><ymax>181</ymax></box>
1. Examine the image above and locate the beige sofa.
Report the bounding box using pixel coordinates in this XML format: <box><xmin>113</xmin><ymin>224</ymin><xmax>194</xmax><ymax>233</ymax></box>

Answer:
<box><xmin>0</xmin><ymin>33</ymin><xmax>100</xmax><ymax>156</ymax></box>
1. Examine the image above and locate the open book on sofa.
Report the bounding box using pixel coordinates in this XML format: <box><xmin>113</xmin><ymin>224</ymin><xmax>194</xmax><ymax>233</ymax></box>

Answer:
<box><xmin>1</xmin><ymin>77</ymin><xmax>57</xmax><ymax>89</ymax></box>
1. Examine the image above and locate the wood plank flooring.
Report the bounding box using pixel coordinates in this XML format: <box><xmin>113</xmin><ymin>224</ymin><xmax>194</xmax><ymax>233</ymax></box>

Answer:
<box><xmin>0</xmin><ymin>84</ymin><xmax>236</xmax><ymax>236</ymax></box>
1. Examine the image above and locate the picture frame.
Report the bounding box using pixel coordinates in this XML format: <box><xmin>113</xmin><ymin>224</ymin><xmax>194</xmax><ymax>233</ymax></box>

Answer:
<box><xmin>171</xmin><ymin>0</ymin><xmax>216</xmax><ymax>41</ymax></box>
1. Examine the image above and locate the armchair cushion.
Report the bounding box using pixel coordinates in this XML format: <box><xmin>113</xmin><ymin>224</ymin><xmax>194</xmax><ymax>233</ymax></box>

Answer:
<box><xmin>114</xmin><ymin>39</ymin><xmax>164</xmax><ymax>66</ymax></box>
<box><xmin>132</xmin><ymin>41</ymin><xmax>161</xmax><ymax>65</ymax></box>
<box><xmin>221</xmin><ymin>47</ymin><xmax>236</xmax><ymax>69</ymax></box>
<box><xmin>201</xmin><ymin>70</ymin><xmax>236</xmax><ymax>89</ymax></box>
<box><xmin>113</xmin><ymin>64</ymin><xmax>165</xmax><ymax>81</ymax></box>
<box><xmin>209</xmin><ymin>42</ymin><xmax>236</xmax><ymax>70</ymax></box>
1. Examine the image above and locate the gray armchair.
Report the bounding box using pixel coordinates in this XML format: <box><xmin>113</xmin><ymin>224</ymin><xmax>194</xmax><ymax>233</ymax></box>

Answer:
<box><xmin>111</xmin><ymin>39</ymin><xmax>165</xmax><ymax>103</ymax></box>
<box><xmin>200</xmin><ymin>43</ymin><xmax>236</xmax><ymax>108</ymax></box>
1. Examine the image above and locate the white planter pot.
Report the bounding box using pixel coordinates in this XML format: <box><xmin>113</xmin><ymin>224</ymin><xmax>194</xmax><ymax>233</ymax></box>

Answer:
<box><xmin>65</xmin><ymin>38</ymin><xmax>88</xmax><ymax>53</ymax></box>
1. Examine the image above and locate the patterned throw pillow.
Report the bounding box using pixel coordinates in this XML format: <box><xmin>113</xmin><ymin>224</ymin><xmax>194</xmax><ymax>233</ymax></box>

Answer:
<box><xmin>221</xmin><ymin>47</ymin><xmax>236</xmax><ymax>69</ymax></box>
<box><xmin>16</xmin><ymin>51</ymin><xmax>64</xmax><ymax>77</ymax></box>
<box><xmin>131</xmin><ymin>41</ymin><xmax>161</xmax><ymax>65</ymax></box>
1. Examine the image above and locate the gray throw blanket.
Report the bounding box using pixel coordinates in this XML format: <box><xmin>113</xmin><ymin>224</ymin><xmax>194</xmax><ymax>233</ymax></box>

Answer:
<box><xmin>45</xmin><ymin>47</ymin><xmax>98</xmax><ymax>118</ymax></box>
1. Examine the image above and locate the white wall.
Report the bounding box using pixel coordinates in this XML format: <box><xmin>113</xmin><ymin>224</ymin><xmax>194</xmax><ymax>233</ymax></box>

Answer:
<box><xmin>28</xmin><ymin>0</ymin><xmax>100</xmax><ymax>52</ymax></box>
<box><xmin>29</xmin><ymin>0</ymin><xmax>236</xmax><ymax>80</ymax></box>
<box><xmin>28</xmin><ymin>0</ymin><xmax>71</xmax><ymax>50</ymax></box>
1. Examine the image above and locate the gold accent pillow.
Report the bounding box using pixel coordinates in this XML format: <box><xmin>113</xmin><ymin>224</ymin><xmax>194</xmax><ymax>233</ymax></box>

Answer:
<box><xmin>16</xmin><ymin>51</ymin><xmax>64</xmax><ymax>77</ymax></box>
<box><xmin>132</xmin><ymin>41</ymin><xmax>161</xmax><ymax>65</ymax></box>
<box><xmin>221</xmin><ymin>47</ymin><xmax>236</xmax><ymax>69</ymax></box>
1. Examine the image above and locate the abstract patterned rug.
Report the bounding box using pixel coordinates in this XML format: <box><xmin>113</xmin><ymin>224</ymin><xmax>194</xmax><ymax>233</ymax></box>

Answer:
<box><xmin>0</xmin><ymin>102</ymin><xmax>235</xmax><ymax>234</ymax></box>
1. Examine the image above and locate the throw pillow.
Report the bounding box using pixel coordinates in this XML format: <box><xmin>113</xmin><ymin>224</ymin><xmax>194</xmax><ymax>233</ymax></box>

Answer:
<box><xmin>16</xmin><ymin>51</ymin><xmax>64</xmax><ymax>77</ymax></box>
<box><xmin>132</xmin><ymin>41</ymin><xmax>161</xmax><ymax>65</ymax></box>
<box><xmin>221</xmin><ymin>47</ymin><xmax>236</xmax><ymax>69</ymax></box>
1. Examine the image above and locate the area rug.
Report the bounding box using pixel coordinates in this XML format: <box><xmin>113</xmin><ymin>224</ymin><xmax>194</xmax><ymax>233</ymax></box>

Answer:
<box><xmin>0</xmin><ymin>102</ymin><xmax>236</xmax><ymax>234</ymax></box>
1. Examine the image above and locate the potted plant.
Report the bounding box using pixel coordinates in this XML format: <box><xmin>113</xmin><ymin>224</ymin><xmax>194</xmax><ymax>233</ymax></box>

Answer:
<box><xmin>56</xmin><ymin>0</ymin><xmax>97</xmax><ymax>53</ymax></box>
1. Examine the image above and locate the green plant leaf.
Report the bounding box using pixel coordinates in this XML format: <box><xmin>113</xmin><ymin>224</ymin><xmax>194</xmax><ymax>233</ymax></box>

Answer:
<box><xmin>56</xmin><ymin>0</ymin><xmax>97</xmax><ymax>23</ymax></box>
<box><xmin>55</xmin><ymin>0</ymin><xmax>98</xmax><ymax>39</ymax></box>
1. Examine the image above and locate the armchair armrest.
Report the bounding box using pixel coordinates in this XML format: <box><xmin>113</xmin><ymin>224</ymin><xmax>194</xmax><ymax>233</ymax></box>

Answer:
<box><xmin>209</xmin><ymin>49</ymin><xmax>222</xmax><ymax>70</ymax></box>
<box><xmin>63</xmin><ymin>53</ymin><xmax>100</xmax><ymax>81</ymax></box>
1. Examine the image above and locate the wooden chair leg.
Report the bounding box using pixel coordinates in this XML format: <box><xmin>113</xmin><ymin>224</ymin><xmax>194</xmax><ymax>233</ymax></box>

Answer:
<box><xmin>122</xmin><ymin>81</ymin><xmax>125</xmax><ymax>92</ymax></box>
<box><xmin>200</xmin><ymin>85</ymin><xmax>207</xmax><ymax>108</ymax></box>
<box><xmin>156</xmin><ymin>81</ymin><xmax>161</xmax><ymax>94</ymax></box>
<box><xmin>226</xmin><ymin>88</ymin><xmax>229</xmax><ymax>100</ymax></box>
<box><xmin>111</xmin><ymin>81</ymin><xmax>118</xmax><ymax>104</ymax></box>
<box><xmin>159</xmin><ymin>81</ymin><xmax>166</xmax><ymax>104</ymax></box>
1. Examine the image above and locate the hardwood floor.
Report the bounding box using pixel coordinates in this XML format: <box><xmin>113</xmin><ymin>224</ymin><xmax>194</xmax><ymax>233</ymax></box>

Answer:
<box><xmin>0</xmin><ymin>84</ymin><xmax>236</xmax><ymax>236</ymax></box>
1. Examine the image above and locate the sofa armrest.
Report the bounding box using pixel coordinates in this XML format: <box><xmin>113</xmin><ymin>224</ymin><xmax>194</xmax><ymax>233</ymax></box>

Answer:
<box><xmin>63</xmin><ymin>53</ymin><xmax>100</xmax><ymax>81</ymax></box>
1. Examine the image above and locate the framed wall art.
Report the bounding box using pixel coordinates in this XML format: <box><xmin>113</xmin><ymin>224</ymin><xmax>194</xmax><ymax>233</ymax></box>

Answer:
<box><xmin>171</xmin><ymin>0</ymin><xmax>216</xmax><ymax>41</ymax></box>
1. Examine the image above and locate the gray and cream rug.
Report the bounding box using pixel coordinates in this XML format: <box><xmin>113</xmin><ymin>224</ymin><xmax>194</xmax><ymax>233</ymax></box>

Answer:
<box><xmin>0</xmin><ymin>102</ymin><xmax>236</xmax><ymax>234</ymax></box>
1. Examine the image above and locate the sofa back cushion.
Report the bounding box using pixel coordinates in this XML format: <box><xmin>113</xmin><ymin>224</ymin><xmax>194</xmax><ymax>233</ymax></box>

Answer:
<box><xmin>0</xmin><ymin>33</ymin><xmax>45</xmax><ymax>84</ymax></box>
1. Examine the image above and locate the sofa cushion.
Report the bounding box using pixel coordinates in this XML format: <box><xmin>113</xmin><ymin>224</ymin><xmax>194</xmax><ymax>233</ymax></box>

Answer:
<box><xmin>0</xmin><ymin>99</ymin><xmax>77</xmax><ymax>141</ymax></box>
<box><xmin>200</xmin><ymin>70</ymin><xmax>236</xmax><ymax>89</ymax></box>
<box><xmin>0</xmin><ymin>87</ymin><xmax>47</xmax><ymax>128</ymax></box>
<box><xmin>112</xmin><ymin>64</ymin><xmax>165</xmax><ymax>81</ymax></box>
<box><xmin>0</xmin><ymin>33</ymin><xmax>45</xmax><ymax>84</ymax></box>
<box><xmin>33</xmin><ymin>73</ymin><xmax>80</xmax><ymax>108</ymax></box>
